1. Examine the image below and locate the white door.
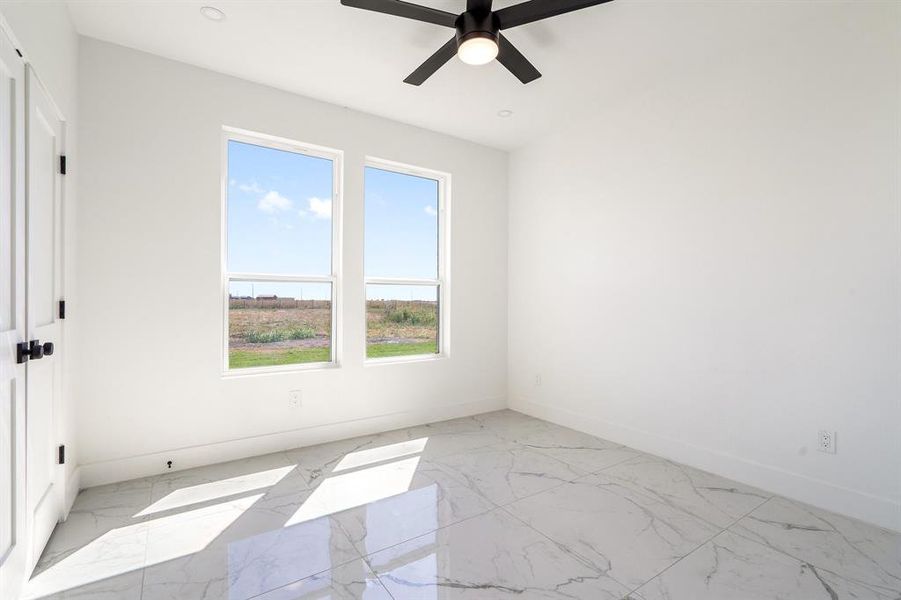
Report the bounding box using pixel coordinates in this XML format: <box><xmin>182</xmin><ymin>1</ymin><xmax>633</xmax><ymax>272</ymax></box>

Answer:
<box><xmin>24</xmin><ymin>66</ymin><xmax>63</xmax><ymax>571</ymax></box>
<box><xmin>0</xmin><ymin>27</ymin><xmax>27</xmax><ymax>600</ymax></box>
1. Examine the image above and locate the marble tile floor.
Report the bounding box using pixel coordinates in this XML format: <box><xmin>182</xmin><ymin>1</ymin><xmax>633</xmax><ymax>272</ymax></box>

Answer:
<box><xmin>21</xmin><ymin>410</ymin><xmax>901</xmax><ymax>600</ymax></box>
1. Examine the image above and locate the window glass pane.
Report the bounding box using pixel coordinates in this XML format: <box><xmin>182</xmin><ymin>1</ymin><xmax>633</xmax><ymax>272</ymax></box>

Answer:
<box><xmin>366</xmin><ymin>284</ymin><xmax>438</xmax><ymax>359</ymax></box>
<box><xmin>229</xmin><ymin>281</ymin><xmax>332</xmax><ymax>369</ymax></box>
<box><xmin>228</xmin><ymin>140</ymin><xmax>333</xmax><ymax>276</ymax></box>
<box><xmin>365</xmin><ymin>167</ymin><xmax>438</xmax><ymax>280</ymax></box>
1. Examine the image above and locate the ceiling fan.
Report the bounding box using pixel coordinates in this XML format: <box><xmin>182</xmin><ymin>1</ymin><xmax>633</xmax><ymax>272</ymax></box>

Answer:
<box><xmin>340</xmin><ymin>0</ymin><xmax>614</xmax><ymax>85</ymax></box>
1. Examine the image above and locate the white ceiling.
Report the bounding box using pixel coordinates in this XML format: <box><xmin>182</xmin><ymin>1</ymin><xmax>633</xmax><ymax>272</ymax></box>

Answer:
<box><xmin>67</xmin><ymin>1</ymin><xmax>812</xmax><ymax>150</ymax></box>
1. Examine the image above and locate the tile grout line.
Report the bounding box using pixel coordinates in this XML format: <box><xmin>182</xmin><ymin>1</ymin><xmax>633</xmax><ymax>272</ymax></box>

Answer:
<box><xmin>590</xmin><ymin>449</ymin><xmax>645</xmax><ymax>474</ymax></box>
<box><xmin>237</xmin><ymin>418</ymin><xmax>552</xmax><ymax>599</ymax></box>
<box><xmin>427</xmin><ymin>438</ymin><xmax>593</xmax><ymax>508</ymax></box>
<box><xmin>522</xmin><ymin>440</ymin><xmax>640</xmax><ymax>476</ymax></box>
<box><xmin>494</xmin><ymin>466</ymin><xmax>768</xmax><ymax>598</ymax></box>
<box><xmin>721</xmin><ymin>497</ymin><xmax>901</xmax><ymax>597</ymax></box>
<box><xmin>357</xmin><ymin>505</ymin><xmax>522</xmax><ymax>596</ymax></box>
<box><xmin>242</xmin><ymin>551</ymin><xmax>368</xmax><ymax>600</ymax></box>
<box><xmin>65</xmin><ymin>413</ymin><xmax>848</xmax><ymax>600</ymax></box>
<box><xmin>361</xmin><ymin>551</ymin><xmax>399</xmax><ymax>600</ymax></box>
<box><xmin>138</xmin><ymin>483</ymin><xmax>153</xmax><ymax>600</ymax></box>
<box><xmin>343</xmin><ymin>438</ymin><xmax>580</xmax><ymax>568</ymax></box>
<box><xmin>360</xmin><ymin>503</ymin><xmax>504</xmax><ymax>560</ymax></box>
<box><xmin>298</xmin><ymin>417</ymin><xmax>730</xmax><ymax>597</ymax></box>
<box><xmin>621</xmin><ymin>494</ymin><xmax>776</xmax><ymax>597</ymax></box>
<box><xmin>496</xmin><ymin>502</ymin><xmax>638</xmax><ymax>596</ymax></box>
<box><xmin>591</xmin><ymin>473</ymin><xmax>774</xmax><ymax>532</ymax></box>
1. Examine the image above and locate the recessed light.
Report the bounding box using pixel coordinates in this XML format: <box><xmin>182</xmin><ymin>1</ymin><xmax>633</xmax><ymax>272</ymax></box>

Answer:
<box><xmin>497</xmin><ymin>109</ymin><xmax>513</xmax><ymax>118</ymax></box>
<box><xmin>200</xmin><ymin>6</ymin><xmax>226</xmax><ymax>22</ymax></box>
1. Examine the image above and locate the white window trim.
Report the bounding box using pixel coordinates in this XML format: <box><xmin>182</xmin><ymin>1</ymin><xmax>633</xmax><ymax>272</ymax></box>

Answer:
<box><xmin>221</xmin><ymin>126</ymin><xmax>343</xmax><ymax>376</ymax></box>
<box><xmin>363</xmin><ymin>156</ymin><xmax>451</xmax><ymax>365</ymax></box>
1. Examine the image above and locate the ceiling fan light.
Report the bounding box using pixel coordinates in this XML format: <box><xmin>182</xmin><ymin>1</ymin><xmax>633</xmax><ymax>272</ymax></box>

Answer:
<box><xmin>457</xmin><ymin>36</ymin><xmax>498</xmax><ymax>66</ymax></box>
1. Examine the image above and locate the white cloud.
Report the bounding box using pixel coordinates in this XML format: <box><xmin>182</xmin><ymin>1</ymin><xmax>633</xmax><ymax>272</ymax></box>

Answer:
<box><xmin>258</xmin><ymin>191</ymin><xmax>293</xmax><ymax>213</ymax></box>
<box><xmin>239</xmin><ymin>181</ymin><xmax>265</xmax><ymax>194</ymax></box>
<box><xmin>424</xmin><ymin>205</ymin><xmax>438</xmax><ymax>217</ymax></box>
<box><xmin>307</xmin><ymin>197</ymin><xmax>332</xmax><ymax>220</ymax></box>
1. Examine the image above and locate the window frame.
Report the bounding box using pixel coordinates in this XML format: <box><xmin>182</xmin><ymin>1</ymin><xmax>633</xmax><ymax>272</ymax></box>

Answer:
<box><xmin>221</xmin><ymin>126</ymin><xmax>343</xmax><ymax>376</ymax></box>
<box><xmin>363</xmin><ymin>156</ymin><xmax>451</xmax><ymax>364</ymax></box>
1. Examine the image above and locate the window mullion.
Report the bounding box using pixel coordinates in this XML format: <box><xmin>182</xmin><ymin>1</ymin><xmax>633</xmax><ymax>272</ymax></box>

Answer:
<box><xmin>229</xmin><ymin>273</ymin><xmax>334</xmax><ymax>284</ymax></box>
<box><xmin>365</xmin><ymin>277</ymin><xmax>440</xmax><ymax>286</ymax></box>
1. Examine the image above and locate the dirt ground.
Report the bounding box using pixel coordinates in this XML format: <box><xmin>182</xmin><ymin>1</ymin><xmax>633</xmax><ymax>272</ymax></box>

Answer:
<box><xmin>228</xmin><ymin>302</ymin><xmax>437</xmax><ymax>354</ymax></box>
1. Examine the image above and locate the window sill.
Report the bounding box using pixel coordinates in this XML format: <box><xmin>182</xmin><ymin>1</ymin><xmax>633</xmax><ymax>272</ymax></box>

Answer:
<box><xmin>221</xmin><ymin>360</ymin><xmax>340</xmax><ymax>379</ymax></box>
<box><xmin>364</xmin><ymin>353</ymin><xmax>448</xmax><ymax>367</ymax></box>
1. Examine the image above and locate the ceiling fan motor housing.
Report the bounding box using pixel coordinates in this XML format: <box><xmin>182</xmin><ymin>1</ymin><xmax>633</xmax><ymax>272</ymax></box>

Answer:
<box><xmin>455</xmin><ymin>9</ymin><xmax>500</xmax><ymax>49</ymax></box>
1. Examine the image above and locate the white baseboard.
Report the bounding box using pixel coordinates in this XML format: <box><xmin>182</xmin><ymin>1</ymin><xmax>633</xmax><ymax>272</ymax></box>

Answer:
<box><xmin>510</xmin><ymin>397</ymin><xmax>901</xmax><ymax>533</ymax></box>
<box><xmin>78</xmin><ymin>396</ymin><xmax>506</xmax><ymax>489</ymax></box>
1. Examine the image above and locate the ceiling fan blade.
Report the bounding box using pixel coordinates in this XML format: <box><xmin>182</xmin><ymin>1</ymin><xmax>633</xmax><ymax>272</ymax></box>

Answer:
<box><xmin>494</xmin><ymin>0</ymin><xmax>613</xmax><ymax>29</ymax></box>
<box><xmin>404</xmin><ymin>37</ymin><xmax>458</xmax><ymax>85</ymax></box>
<box><xmin>340</xmin><ymin>0</ymin><xmax>457</xmax><ymax>28</ymax></box>
<box><xmin>496</xmin><ymin>33</ymin><xmax>541</xmax><ymax>84</ymax></box>
<box><xmin>466</xmin><ymin>0</ymin><xmax>492</xmax><ymax>13</ymax></box>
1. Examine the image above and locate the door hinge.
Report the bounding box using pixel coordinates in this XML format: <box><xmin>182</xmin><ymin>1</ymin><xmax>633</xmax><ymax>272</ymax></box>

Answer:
<box><xmin>59</xmin><ymin>300</ymin><xmax>66</xmax><ymax>319</ymax></box>
<box><xmin>58</xmin><ymin>445</ymin><xmax>65</xmax><ymax>465</ymax></box>
<box><xmin>59</xmin><ymin>155</ymin><xmax>67</xmax><ymax>175</ymax></box>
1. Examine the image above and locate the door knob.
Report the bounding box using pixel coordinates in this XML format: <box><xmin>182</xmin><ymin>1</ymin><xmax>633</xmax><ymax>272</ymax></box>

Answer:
<box><xmin>15</xmin><ymin>340</ymin><xmax>55</xmax><ymax>363</ymax></box>
<box><xmin>28</xmin><ymin>340</ymin><xmax>44</xmax><ymax>360</ymax></box>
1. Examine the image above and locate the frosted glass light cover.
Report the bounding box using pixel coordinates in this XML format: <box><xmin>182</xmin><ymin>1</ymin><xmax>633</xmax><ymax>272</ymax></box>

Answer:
<box><xmin>458</xmin><ymin>37</ymin><xmax>498</xmax><ymax>65</ymax></box>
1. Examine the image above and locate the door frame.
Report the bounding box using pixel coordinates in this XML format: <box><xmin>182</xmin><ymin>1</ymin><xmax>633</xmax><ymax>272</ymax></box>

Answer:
<box><xmin>0</xmin><ymin>19</ymin><xmax>27</xmax><ymax>600</ymax></box>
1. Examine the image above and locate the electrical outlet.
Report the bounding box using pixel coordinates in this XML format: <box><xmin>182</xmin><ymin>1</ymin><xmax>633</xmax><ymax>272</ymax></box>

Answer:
<box><xmin>534</xmin><ymin>374</ymin><xmax>542</xmax><ymax>386</ymax></box>
<box><xmin>818</xmin><ymin>430</ymin><xmax>836</xmax><ymax>454</ymax></box>
<box><xmin>288</xmin><ymin>390</ymin><xmax>302</xmax><ymax>409</ymax></box>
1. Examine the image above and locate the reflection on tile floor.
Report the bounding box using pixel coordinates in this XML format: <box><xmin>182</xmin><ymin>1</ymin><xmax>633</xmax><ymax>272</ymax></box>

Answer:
<box><xmin>22</xmin><ymin>410</ymin><xmax>901</xmax><ymax>599</ymax></box>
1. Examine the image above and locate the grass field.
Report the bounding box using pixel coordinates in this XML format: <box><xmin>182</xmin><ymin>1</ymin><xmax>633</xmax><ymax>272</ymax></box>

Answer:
<box><xmin>229</xmin><ymin>347</ymin><xmax>331</xmax><ymax>368</ymax></box>
<box><xmin>366</xmin><ymin>340</ymin><xmax>437</xmax><ymax>359</ymax></box>
<box><xmin>228</xmin><ymin>298</ymin><xmax>437</xmax><ymax>369</ymax></box>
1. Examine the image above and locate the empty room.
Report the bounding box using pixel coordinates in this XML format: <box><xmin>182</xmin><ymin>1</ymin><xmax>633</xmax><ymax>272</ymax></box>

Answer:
<box><xmin>0</xmin><ymin>0</ymin><xmax>898</xmax><ymax>598</ymax></box>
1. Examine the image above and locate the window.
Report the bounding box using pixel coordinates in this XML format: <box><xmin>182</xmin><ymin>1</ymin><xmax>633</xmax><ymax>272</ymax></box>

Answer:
<box><xmin>223</xmin><ymin>129</ymin><xmax>341</xmax><ymax>372</ymax></box>
<box><xmin>364</xmin><ymin>159</ymin><xmax>449</xmax><ymax>360</ymax></box>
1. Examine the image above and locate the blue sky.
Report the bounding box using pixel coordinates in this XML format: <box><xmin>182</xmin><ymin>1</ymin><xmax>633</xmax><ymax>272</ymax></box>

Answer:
<box><xmin>228</xmin><ymin>141</ymin><xmax>439</xmax><ymax>301</ymax></box>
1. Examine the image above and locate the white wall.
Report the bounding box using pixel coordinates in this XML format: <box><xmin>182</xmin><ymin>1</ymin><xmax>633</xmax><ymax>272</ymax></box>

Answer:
<box><xmin>76</xmin><ymin>38</ymin><xmax>507</xmax><ymax>485</ymax></box>
<box><xmin>0</xmin><ymin>0</ymin><xmax>80</xmax><ymax>512</ymax></box>
<box><xmin>508</xmin><ymin>2</ymin><xmax>901</xmax><ymax>531</ymax></box>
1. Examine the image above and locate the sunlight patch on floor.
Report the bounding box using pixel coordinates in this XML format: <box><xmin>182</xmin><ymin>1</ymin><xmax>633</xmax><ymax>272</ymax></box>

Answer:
<box><xmin>333</xmin><ymin>437</ymin><xmax>428</xmax><ymax>473</ymax></box>
<box><xmin>22</xmin><ymin>495</ymin><xmax>261</xmax><ymax>599</ymax></box>
<box><xmin>135</xmin><ymin>466</ymin><xmax>294</xmax><ymax>517</ymax></box>
<box><xmin>286</xmin><ymin>456</ymin><xmax>421</xmax><ymax>526</ymax></box>
<box><xmin>26</xmin><ymin>436</ymin><xmax>433</xmax><ymax>598</ymax></box>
